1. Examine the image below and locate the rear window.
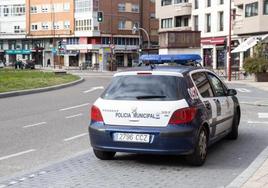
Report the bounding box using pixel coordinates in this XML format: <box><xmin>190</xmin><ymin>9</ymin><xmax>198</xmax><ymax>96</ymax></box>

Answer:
<box><xmin>101</xmin><ymin>75</ymin><xmax>184</xmax><ymax>101</ymax></box>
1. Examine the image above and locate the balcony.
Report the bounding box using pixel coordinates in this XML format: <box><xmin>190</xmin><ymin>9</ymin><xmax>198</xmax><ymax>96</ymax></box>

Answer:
<box><xmin>174</xmin><ymin>2</ymin><xmax>192</xmax><ymax>16</ymax></box>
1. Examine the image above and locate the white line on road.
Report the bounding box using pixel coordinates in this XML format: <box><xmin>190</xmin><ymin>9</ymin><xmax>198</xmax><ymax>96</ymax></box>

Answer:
<box><xmin>63</xmin><ymin>133</ymin><xmax>88</xmax><ymax>142</ymax></box>
<box><xmin>59</xmin><ymin>103</ymin><xmax>90</xmax><ymax>111</ymax></box>
<box><xmin>258</xmin><ymin>113</ymin><xmax>268</xmax><ymax>119</ymax></box>
<box><xmin>0</xmin><ymin>149</ymin><xmax>36</xmax><ymax>161</ymax></box>
<box><xmin>248</xmin><ymin>121</ymin><xmax>268</xmax><ymax>124</ymax></box>
<box><xmin>83</xmin><ymin>86</ymin><xmax>104</xmax><ymax>93</ymax></box>
<box><xmin>23</xmin><ymin>122</ymin><xmax>47</xmax><ymax>128</ymax></box>
<box><xmin>236</xmin><ymin>88</ymin><xmax>251</xmax><ymax>93</ymax></box>
<box><xmin>66</xmin><ymin>113</ymin><xmax>83</xmax><ymax>119</ymax></box>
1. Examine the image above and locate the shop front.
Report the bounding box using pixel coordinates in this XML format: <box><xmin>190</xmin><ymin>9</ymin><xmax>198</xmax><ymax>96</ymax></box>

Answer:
<box><xmin>5</xmin><ymin>49</ymin><xmax>31</xmax><ymax>64</ymax></box>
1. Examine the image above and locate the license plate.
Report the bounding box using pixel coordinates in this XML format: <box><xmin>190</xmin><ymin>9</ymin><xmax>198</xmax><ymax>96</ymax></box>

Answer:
<box><xmin>113</xmin><ymin>133</ymin><xmax>150</xmax><ymax>143</ymax></box>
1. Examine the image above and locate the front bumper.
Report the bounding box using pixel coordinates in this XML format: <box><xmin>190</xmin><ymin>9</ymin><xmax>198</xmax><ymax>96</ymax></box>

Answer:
<box><xmin>89</xmin><ymin>123</ymin><xmax>196</xmax><ymax>155</ymax></box>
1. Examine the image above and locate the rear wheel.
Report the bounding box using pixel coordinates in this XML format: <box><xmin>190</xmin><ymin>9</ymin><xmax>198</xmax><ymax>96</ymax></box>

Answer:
<box><xmin>93</xmin><ymin>149</ymin><xmax>116</xmax><ymax>160</ymax></box>
<box><xmin>186</xmin><ymin>126</ymin><xmax>208</xmax><ymax>166</ymax></box>
<box><xmin>227</xmin><ymin>109</ymin><xmax>240</xmax><ymax>140</ymax></box>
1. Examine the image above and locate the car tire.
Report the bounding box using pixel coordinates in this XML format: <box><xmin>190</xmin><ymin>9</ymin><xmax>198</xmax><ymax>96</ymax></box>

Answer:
<box><xmin>227</xmin><ymin>110</ymin><xmax>240</xmax><ymax>140</ymax></box>
<box><xmin>186</xmin><ymin>126</ymin><xmax>208</xmax><ymax>166</ymax></box>
<box><xmin>93</xmin><ymin>149</ymin><xmax>116</xmax><ymax>160</ymax></box>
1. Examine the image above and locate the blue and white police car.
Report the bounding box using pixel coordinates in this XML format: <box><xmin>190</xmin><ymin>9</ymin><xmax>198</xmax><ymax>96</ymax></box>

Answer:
<box><xmin>89</xmin><ymin>54</ymin><xmax>240</xmax><ymax>166</ymax></box>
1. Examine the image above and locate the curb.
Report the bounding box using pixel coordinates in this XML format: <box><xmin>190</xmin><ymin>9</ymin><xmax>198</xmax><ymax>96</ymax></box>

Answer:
<box><xmin>0</xmin><ymin>77</ymin><xmax>84</xmax><ymax>99</ymax></box>
<box><xmin>226</xmin><ymin>146</ymin><xmax>268</xmax><ymax>188</ymax></box>
<box><xmin>240</xmin><ymin>102</ymin><xmax>268</xmax><ymax>107</ymax></box>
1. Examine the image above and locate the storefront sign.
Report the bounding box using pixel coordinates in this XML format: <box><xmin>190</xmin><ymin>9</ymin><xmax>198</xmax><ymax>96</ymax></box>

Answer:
<box><xmin>5</xmin><ymin>50</ymin><xmax>31</xmax><ymax>55</ymax></box>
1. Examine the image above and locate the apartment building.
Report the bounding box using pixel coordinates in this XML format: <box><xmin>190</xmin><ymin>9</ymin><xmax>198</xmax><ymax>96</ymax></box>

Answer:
<box><xmin>156</xmin><ymin>0</ymin><xmax>201</xmax><ymax>55</ymax></box>
<box><xmin>156</xmin><ymin>0</ymin><xmax>239</xmax><ymax>69</ymax></box>
<box><xmin>26</xmin><ymin>0</ymin><xmax>74</xmax><ymax>67</ymax></box>
<box><xmin>192</xmin><ymin>0</ymin><xmax>234</xmax><ymax>69</ymax></box>
<box><xmin>0</xmin><ymin>0</ymin><xmax>26</xmax><ymax>64</ymax></box>
<box><xmin>232</xmin><ymin>0</ymin><xmax>268</xmax><ymax>65</ymax></box>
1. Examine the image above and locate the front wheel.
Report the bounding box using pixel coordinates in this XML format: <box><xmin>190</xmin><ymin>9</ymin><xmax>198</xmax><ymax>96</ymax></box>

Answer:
<box><xmin>93</xmin><ymin>149</ymin><xmax>116</xmax><ymax>160</ymax></box>
<box><xmin>186</xmin><ymin>126</ymin><xmax>208</xmax><ymax>166</ymax></box>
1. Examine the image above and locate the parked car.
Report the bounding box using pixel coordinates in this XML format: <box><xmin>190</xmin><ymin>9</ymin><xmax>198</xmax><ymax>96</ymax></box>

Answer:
<box><xmin>89</xmin><ymin>54</ymin><xmax>240</xmax><ymax>166</ymax></box>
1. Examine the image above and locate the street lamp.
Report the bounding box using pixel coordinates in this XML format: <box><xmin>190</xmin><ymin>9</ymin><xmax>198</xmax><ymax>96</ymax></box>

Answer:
<box><xmin>132</xmin><ymin>26</ymin><xmax>151</xmax><ymax>49</ymax></box>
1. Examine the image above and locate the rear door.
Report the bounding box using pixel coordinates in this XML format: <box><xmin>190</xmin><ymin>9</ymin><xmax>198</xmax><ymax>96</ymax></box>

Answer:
<box><xmin>206</xmin><ymin>72</ymin><xmax>234</xmax><ymax>134</ymax></box>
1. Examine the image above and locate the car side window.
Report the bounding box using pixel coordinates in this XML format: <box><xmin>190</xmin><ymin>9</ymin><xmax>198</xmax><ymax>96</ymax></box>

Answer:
<box><xmin>207</xmin><ymin>73</ymin><xmax>226</xmax><ymax>97</ymax></box>
<box><xmin>192</xmin><ymin>72</ymin><xmax>214</xmax><ymax>98</ymax></box>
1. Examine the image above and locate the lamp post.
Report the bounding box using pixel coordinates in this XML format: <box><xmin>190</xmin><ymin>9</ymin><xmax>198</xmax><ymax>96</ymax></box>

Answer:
<box><xmin>132</xmin><ymin>26</ymin><xmax>151</xmax><ymax>49</ymax></box>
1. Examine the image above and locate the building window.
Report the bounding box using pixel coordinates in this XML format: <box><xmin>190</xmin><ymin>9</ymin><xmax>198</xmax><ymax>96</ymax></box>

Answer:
<box><xmin>194</xmin><ymin>15</ymin><xmax>198</xmax><ymax>31</ymax></box>
<box><xmin>53</xmin><ymin>22</ymin><xmax>60</xmax><ymax>30</ymax></box>
<box><xmin>219</xmin><ymin>0</ymin><xmax>224</xmax><ymax>5</ymax></box>
<box><xmin>63</xmin><ymin>3</ymin><xmax>70</xmax><ymax>11</ymax></box>
<box><xmin>195</xmin><ymin>0</ymin><xmax>199</xmax><ymax>9</ymax></box>
<box><xmin>75</xmin><ymin>19</ymin><xmax>90</xmax><ymax>31</ymax></box>
<box><xmin>118</xmin><ymin>20</ymin><xmax>126</xmax><ymax>29</ymax></box>
<box><xmin>31</xmin><ymin>6</ymin><xmax>37</xmax><ymax>13</ymax></box>
<box><xmin>175</xmin><ymin>17</ymin><xmax>182</xmax><ymax>27</ymax></box>
<box><xmin>245</xmin><ymin>2</ymin><xmax>258</xmax><ymax>17</ymax></box>
<box><xmin>31</xmin><ymin>24</ymin><xmax>38</xmax><ymax>31</ymax></box>
<box><xmin>218</xmin><ymin>11</ymin><xmax>224</xmax><ymax>31</ymax></box>
<box><xmin>41</xmin><ymin>5</ymin><xmax>48</xmax><ymax>13</ymax></box>
<box><xmin>174</xmin><ymin>0</ymin><xmax>188</xmax><ymax>4</ymax></box>
<box><xmin>74</xmin><ymin>0</ymin><xmax>91</xmax><ymax>13</ymax></box>
<box><xmin>64</xmin><ymin>21</ymin><xmax>70</xmax><ymax>29</ymax></box>
<box><xmin>206</xmin><ymin>13</ymin><xmax>211</xmax><ymax>32</ymax></box>
<box><xmin>207</xmin><ymin>0</ymin><xmax>211</xmax><ymax>7</ymax></box>
<box><xmin>150</xmin><ymin>13</ymin><xmax>156</xmax><ymax>19</ymax></box>
<box><xmin>41</xmin><ymin>23</ymin><xmax>49</xmax><ymax>30</ymax></box>
<box><xmin>264</xmin><ymin>0</ymin><xmax>268</xmax><ymax>14</ymax></box>
<box><xmin>14</xmin><ymin>26</ymin><xmax>20</xmax><ymax>33</ymax></box>
<box><xmin>161</xmin><ymin>0</ymin><xmax>172</xmax><ymax>6</ymax></box>
<box><xmin>132</xmin><ymin>4</ymin><xmax>139</xmax><ymax>13</ymax></box>
<box><xmin>161</xmin><ymin>18</ymin><xmax>172</xmax><ymax>28</ymax></box>
<box><xmin>118</xmin><ymin>3</ymin><xmax>126</xmax><ymax>12</ymax></box>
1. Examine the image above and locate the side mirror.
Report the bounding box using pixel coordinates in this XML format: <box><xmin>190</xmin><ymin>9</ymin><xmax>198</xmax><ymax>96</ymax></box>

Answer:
<box><xmin>227</xmin><ymin>89</ymin><xmax>237</xmax><ymax>96</ymax></box>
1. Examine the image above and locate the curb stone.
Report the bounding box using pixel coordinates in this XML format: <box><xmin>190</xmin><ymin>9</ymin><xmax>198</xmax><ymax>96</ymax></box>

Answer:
<box><xmin>0</xmin><ymin>77</ymin><xmax>84</xmax><ymax>99</ymax></box>
<box><xmin>226</xmin><ymin>146</ymin><xmax>268</xmax><ymax>188</ymax></box>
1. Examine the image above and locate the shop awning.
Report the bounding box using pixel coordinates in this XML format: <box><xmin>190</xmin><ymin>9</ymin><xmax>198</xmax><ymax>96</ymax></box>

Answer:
<box><xmin>231</xmin><ymin>34</ymin><xmax>268</xmax><ymax>53</ymax></box>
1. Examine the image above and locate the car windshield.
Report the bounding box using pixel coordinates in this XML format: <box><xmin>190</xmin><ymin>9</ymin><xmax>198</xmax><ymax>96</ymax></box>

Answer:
<box><xmin>101</xmin><ymin>75</ymin><xmax>185</xmax><ymax>101</ymax></box>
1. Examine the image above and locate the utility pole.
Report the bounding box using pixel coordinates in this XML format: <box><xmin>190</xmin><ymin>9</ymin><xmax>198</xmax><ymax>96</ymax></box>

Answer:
<box><xmin>228</xmin><ymin>0</ymin><xmax>232</xmax><ymax>81</ymax></box>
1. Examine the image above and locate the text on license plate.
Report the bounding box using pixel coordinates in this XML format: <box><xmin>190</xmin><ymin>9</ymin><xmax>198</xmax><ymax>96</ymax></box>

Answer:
<box><xmin>113</xmin><ymin>133</ymin><xmax>150</xmax><ymax>143</ymax></box>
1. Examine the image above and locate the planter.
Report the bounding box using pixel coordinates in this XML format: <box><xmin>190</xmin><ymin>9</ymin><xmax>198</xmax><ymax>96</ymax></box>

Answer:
<box><xmin>254</xmin><ymin>72</ymin><xmax>268</xmax><ymax>82</ymax></box>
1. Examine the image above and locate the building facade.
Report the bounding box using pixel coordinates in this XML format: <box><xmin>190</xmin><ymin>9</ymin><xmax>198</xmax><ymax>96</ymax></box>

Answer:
<box><xmin>26</xmin><ymin>0</ymin><xmax>75</xmax><ymax>67</ymax></box>
<box><xmin>232</xmin><ymin>0</ymin><xmax>268</xmax><ymax>66</ymax></box>
<box><xmin>156</xmin><ymin>0</ymin><xmax>201</xmax><ymax>55</ymax></box>
<box><xmin>0</xmin><ymin>0</ymin><xmax>159</xmax><ymax>68</ymax></box>
<box><xmin>0</xmin><ymin>0</ymin><xmax>26</xmax><ymax>64</ymax></box>
<box><xmin>156</xmin><ymin>0</ymin><xmax>239</xmax><ymax>70</ymax></box>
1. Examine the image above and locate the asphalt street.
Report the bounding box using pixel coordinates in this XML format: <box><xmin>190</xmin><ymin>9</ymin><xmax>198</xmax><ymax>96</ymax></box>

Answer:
<box><xmin>0</xmin><ymin>74</ymin><xmax>268</xmax><ymax>188</ymax></box>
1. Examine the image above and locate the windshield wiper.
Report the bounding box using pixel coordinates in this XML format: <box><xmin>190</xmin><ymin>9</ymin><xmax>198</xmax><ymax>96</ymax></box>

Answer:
<box><xmin>136</xmin><ymin>95</ymin><xmax>167</xmax><ymax>99</ymax></box>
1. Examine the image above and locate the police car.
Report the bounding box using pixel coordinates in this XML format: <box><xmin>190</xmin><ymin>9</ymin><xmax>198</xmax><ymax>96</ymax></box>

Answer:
<box><xmin>89</xmin><ymin>54</ymin><xmax>240</xmax><ymax>166</ymax></box>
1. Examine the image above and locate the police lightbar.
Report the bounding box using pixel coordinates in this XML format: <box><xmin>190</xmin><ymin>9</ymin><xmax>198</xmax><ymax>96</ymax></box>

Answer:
<box><xmin>140</xmin><ymin>54</ymin><xmax>202</xmax><ymax>66</ymax></box>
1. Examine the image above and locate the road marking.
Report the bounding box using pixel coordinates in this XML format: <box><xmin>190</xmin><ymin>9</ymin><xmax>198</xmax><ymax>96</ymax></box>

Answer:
<box><xmin>66</xmin><ymin>113</ymin><xmax>83</xmax><ymax>119</ymax></box>
<box><xmin>248</xmin><ymin>121</ymin><xmax>268</xmax><ymax>124</ymax></box>
<box><xmin>64</xmin><ymin>133</ymin><xmax>88</xmax><ymax>142</ymax></box>
<box><xmin>83</xmin><ymin>86</ymin><xmax>104</xmax><ymax>93</ymax></box>
<box><xmin>23</xmin><ymin>122</ymin><xmax>47</xmax><ymax>128</ymax></box>
<box><xmin>59</xmin><ymin>103</ymin><xmax>90</xmax><ymax>111</ymax></box>
<box><xmin>0</xmin><ymin>149</ymin><xmax>35</xmax><ymax>161</ymax></box>
<box><xmin>258</xmin><ymin>113</ymin><xmax>268</xmax><ymax>119</ymax></box>
<box><xmin>236</xmin><ymin>88</ymin><xmax>251</xmax><ymax>93</ymax></box>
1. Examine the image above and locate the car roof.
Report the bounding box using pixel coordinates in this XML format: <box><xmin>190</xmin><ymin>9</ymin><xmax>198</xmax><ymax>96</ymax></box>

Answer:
<box><xmin>115</xmin><ymin>65</ymin><xmax>204</xmax><ymax>77</ymax></box>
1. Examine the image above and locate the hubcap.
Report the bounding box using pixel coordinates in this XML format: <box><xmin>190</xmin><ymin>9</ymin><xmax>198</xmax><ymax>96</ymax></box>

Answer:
<box><xmin>199</xmin><ymin>130</ymin><xmax>207</xmax><ymax>160</ymax></box>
